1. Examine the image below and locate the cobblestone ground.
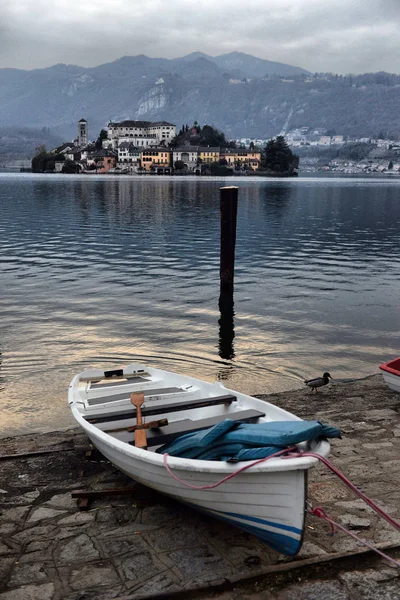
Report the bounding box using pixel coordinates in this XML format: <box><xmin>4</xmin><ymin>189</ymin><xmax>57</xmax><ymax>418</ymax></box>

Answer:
<box><xmin>0</xmin><ymin>374</ymin><xmax>400</xmax><ymax>599</ymax></box>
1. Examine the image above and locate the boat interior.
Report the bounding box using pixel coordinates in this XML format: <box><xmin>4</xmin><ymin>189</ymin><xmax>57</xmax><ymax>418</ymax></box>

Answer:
<box><xmin>76</xmin><ymin>368</ymin><xmax>267</xmax><ymax>451</ymax></box>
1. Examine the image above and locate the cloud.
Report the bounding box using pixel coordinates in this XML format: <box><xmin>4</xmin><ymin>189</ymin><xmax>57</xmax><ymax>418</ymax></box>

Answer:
<box><xmin>0</xmin><ymin>0</ymin><xmax>399</xmax><ymax>73</ymax></box>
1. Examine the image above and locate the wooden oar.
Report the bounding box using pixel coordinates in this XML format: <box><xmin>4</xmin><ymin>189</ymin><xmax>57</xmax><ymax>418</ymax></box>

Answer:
<box><xmin>130</xmin><ymin>392</ymin><xmax>147</xmax><ymax>449</ymax></box>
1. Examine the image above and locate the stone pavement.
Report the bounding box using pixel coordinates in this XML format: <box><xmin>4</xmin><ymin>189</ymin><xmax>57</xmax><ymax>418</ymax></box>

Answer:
<box><xmin>0</xmin><ymin>374</ymin><xmax>400</xmax><ymax>599</ymax></box>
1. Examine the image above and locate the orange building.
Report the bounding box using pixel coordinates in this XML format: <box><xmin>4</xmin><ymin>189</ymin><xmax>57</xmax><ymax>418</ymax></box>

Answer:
<box><xmin>140</xmin><ymin>148</ymin><xmax>172</xmax><ymax>172</ymax></box>
<box><xmin>221</xmin><ymin>149</ymin><xmax>261</xmax><ymax>170</ymax></box>
<box><xmin>198</xmin><ymin>147</ymin><xmax>220</xmax><ymax>163</ymax></box>
<box><xmin>92</xmin><ymin>150</ymin><xmax>117</xmax><ymax>173</ymax></box>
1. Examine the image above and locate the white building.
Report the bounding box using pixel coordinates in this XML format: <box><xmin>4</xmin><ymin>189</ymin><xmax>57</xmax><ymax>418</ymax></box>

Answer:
<box><xmin>107</xmin><ymin>120</ymin><xmax>176</xmax><ymax>149</ymax></box>
<box><xmin>319</xmin><ymin>136</ymin><xmax>331</xmax><ymax>146</ymax></box>
<box><xmin>172</xmin><ymin>148</ymin><xmax>198</xmax><ymax>170</ymax></box>
<box><xmin>111</xmin><ymin>135</ymin><xmax>159</xmax><ymax>149</ymax></box>
<box><xmin>117</xmin><ymin>142</ymin><xmax>141</xmax><ymax>171</ymax></box>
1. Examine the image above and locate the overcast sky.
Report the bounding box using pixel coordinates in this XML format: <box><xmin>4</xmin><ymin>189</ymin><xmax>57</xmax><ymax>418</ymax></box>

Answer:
<box><xmin>1</xmin><ymin>0</ymin><xmax>399</xmax><ymax>74</ymax></box>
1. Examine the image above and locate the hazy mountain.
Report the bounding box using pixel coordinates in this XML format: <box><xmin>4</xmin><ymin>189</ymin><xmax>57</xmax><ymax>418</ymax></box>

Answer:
<box><xmin>0</xmin><ymin>54</ymin><xmax>399</xmax><ymax>147</ymax></box>
<box><xmin>212</xmin><ymin>51</ymin><xmax>309</xmax><ymax>78</ymax></box>
<box><xmin>0</xmin><ymin>126</ymin><xmax>63</xmax><ymax>164</ymax></box>
<box><xmin>179</xmin><ymin>51</ymin><xmax>310</xmax><ymax>78</ymax></box>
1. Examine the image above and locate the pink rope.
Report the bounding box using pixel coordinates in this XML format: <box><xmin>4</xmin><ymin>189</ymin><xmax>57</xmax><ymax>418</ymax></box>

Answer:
<box><xmin>294</xmin><ymin>451</ymin><xmax>400</xmax><ymax>532</ymax></box>
<box><xmin>310</xmin><ymin>506</ymin><xmax>400</xmax><ymax>568</ymax></box>
<box><xmin>162</xmin><ymin>446</ymin><xmax>297</xmax><ymax>490</ymax></box>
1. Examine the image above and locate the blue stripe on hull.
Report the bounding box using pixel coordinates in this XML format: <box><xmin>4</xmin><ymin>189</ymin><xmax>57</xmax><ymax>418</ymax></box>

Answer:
<box><xmin>210</xmin><ymin>511</ymin><xmax>302</xmax><ymax>556</ymax></box>
<box><xmin>184</xmin><ymin>501</ymin><xmax>304</xmax><ymax>556</ymax></box>
<box><xmin>219</xmin><ymin>509</ymin><xmax>303</xmax><ymax>536</ymax></box>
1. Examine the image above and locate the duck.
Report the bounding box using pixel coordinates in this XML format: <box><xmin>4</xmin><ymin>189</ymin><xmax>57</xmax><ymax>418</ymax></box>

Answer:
<box><xmin>304</xmin><ymin>372</ymin><xmax>332</xmax><ymax>393</ymax></box>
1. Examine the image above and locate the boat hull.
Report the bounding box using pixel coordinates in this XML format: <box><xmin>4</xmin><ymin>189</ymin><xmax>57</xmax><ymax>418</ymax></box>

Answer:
<box><xmin>380</xmin><ymin>358</ymin><xmax>400</xmax><ymax>392</ymax></box>
<box><xmin>381</xmin><ymin>371</ymin><xmax>400</xmax><ymax>392</ymax></box>
<box><xmin>86</xmin><ymin>429</ymin><xmax>306</xmax><ymax>555</ymax></box>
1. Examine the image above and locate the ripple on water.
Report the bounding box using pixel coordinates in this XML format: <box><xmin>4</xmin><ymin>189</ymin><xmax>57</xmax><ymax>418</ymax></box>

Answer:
<box><xmin>1</xmin><ymin>174</ymin><xmax>400</xmax><ymax>437</ymax></box>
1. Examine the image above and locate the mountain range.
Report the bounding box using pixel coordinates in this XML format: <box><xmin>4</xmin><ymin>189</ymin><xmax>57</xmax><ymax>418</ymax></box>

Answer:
<box><xmin>0</xmin><ymin>52</ymin><xmax>399</xmax><ymax>143</ymax></box>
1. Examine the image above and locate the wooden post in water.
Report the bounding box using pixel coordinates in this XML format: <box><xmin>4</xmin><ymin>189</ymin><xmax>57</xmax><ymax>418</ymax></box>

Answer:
<box><xmin>218</xmin><ymin>186</ymin><xmax>238</xmax><ymax>359</ymax></box>
<box><xmin>219</xmin><ymin>186</ymin><xmax>238</xmax><ymax>300</ymax></box>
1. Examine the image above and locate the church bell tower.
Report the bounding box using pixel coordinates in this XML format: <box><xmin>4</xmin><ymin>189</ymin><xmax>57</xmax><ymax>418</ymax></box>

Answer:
<box><xmin>78</xmin><ymin>119</ymin><xmax>88</xmax><ymax>147</ymax></box>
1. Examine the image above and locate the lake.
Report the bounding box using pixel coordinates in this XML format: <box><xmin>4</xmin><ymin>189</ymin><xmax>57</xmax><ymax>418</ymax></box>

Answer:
<box><xmin>1</xmin><ymin>173</ymin><xmax>399</xmax><ymax>438</ymax></box>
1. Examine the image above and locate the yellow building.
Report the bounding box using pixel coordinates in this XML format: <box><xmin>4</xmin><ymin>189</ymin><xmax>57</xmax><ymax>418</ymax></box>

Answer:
<box><xmin>140</xmin><ymin>148</ymin><xmax>172</xmax><ymax>172</ymax></box>
<box><xmin>222</xmin><ymin>149</ymin><xmax>261</xmax><ymax>170</ymax></box>
<box><xmin>198</xmin><ymin>147</ymin><xmax>220</xmax><ymax>163</ymax></box>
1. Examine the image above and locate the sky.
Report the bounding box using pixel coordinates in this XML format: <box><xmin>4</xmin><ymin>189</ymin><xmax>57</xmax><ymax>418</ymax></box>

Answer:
<box><xmin>1</xmin><ymin>0</ymin><xmax>400</xmax><ymax>74</ymax></box>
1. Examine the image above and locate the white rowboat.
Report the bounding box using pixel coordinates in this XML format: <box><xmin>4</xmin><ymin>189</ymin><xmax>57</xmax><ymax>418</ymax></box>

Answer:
<box><xmin>68</xmin><ymin>363</ymin><xmax>331</xmax><ymax>556</ymax></box>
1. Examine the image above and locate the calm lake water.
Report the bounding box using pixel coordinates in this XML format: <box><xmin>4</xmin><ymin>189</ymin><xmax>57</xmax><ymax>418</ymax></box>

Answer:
<box><xmin>1</xmin><ymin>173</ymin><xmax>400</xmax><ymax>437</ymax></box>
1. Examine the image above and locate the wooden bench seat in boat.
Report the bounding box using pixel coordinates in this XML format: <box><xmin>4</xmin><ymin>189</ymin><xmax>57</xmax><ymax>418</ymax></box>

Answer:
<box><xmin>87</xmin><ymin>387</ymin><xmax>187</xmax><ymax>406</ymax></box>
<box><xmin>85</xmin><ymin>394</ymin><xmax>237</xmax><ymax>424</ymax></box>
<box><xmin>90</xmin><ymin>375</ymin><xmax>150</xmax><ymax>389</ymax></box>
<box><xmin>144</xmin><ymin>408</ymin><xmax>266</xmax><ymax>447</ymax></box>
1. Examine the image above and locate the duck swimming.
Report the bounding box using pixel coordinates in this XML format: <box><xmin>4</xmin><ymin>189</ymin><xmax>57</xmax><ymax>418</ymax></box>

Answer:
<box><xmin>304</xmin><ymin>372</ymin><xmax>332</xmax><ymax>392</ymax></box>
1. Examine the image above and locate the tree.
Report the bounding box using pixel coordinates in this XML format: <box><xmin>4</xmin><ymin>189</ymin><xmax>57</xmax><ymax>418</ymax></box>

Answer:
<box><xmin>62</xmin><ymin>160</ymin><xmax>81</xmax><ymax>174</ymax></box>
<box><xmin>95</xmin><ymin>129</ymin><xmax>108</xmax><ymax>150</ymax></box>
<box><xmin>200</xmin><ymin>125</ymin><xmax>226</xmax><ymax>147</ymax></box>
<box><xmin>170</xmin><ymin>122</ymin><xmax>228</xmax><ymax>149</ymax></box>
<box><xmin>261</xmin><ymin>136</ymin><xmax>299</xmax><ymax>174</ymax></box>
<box><xmin>174</xmin><ymin>160</ymin><xmax>185</xmax><ymax>170</ymax></box>
<box><xmin>209</xmin><ymin>163</ymin><xmax>233</xmax><ymax>175</ymax></box>
<box><xmin>388</xmin><ymin>160</ymin><xmax>394</xmax><ymax>170</ymax></box>
<box><xmin>34</xmin><ymin>144</ymin><xmax>47</xmax><ymax>156</ymax></box>
<box><xmin>339</xmin><ymin>143</ymin><xmax>371</xmax><ymax>161</ymax></box>
<box><xmin>32</xmin><ymin>145</ymin><xmax>51</xmax><ymax>172</ymax></box>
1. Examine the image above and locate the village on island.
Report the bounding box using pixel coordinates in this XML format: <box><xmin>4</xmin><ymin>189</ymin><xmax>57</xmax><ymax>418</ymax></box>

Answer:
<box><xmin>32</xmin><ymin>119</ymin><xmax>270</xmax><ymax>176</ymax></box>
<box><xmin>31</xmin><ymin>118</ymin><xmax>400</xmax><ymax>176</ymax></box>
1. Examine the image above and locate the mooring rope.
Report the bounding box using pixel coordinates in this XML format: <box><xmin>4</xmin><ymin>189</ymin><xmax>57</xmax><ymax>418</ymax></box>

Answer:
<box><xmin>309</xmin><ymin>506</ymin><xmax>400</xmax><ymax>568</ymax></box>
<box><xmin>290</xmin><ymin>450</ymin><xmax>400</xmax><ymax>532</ymax></box>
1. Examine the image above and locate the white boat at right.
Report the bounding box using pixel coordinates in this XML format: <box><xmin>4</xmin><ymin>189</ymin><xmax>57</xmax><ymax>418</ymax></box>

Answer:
<box><xmin>380</xmin><ymin>357</ymin><xmax>400</xmax><ymax>392</ymax></box>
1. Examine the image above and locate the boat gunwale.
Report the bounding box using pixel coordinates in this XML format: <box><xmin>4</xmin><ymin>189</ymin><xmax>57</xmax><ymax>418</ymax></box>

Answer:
<box><xmin>69</xmin><ymin>368</ymin><xmax>330</xmax><ymax>474</ymax></box>
<box><xmin>379</xmin><ymin>360</ymin><xmax>400</xmax><ymax>376</ymax></box>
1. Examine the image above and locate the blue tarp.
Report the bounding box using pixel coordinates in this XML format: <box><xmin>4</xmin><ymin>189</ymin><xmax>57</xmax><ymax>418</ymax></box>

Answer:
<box><xmin>156</xmin><ymin>419</ymin><xmax>341</xmax><ymax>461</ymax></box>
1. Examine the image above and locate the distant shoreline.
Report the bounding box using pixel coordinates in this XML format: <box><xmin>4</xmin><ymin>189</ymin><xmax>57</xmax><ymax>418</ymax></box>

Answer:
<box><xmin>1</xmin><ymin>169</ymin><xmax>400</xmax><ymax>180</ymax></box>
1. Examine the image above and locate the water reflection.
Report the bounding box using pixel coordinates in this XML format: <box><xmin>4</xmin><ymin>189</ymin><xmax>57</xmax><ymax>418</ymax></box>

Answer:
<box><xmin>260</xmin><ymin>184</ymin><xmax>293</xmax><ymax>220</ymax></box>
<box><xmin>218</xmin><ymin>295</ymin><xmax>235</xmax><ymax>360</ymax></box>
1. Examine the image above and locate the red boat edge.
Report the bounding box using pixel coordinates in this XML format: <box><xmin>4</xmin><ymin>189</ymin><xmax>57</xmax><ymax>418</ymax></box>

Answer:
<box><xmin>379</xmin><ymin>357</ymin><xmax>400</xmax><ymax>376</ymax></box>
<box><xmin>379</xmin><ymin>357</ymin><xmax>400</xmax><ymax>393</ymax></box>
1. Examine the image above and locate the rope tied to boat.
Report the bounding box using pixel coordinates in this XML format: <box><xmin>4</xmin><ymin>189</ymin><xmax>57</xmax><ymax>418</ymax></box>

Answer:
<box><xmin>162</xmin><ymin>446</ymin><xmax>297</xmax><ymax>490</ymax></box>
<box><xmin>309</xmin><ymin>505</ymin><xmax>400</xmax><ymax>568</ymax></box>
<box><xmin>309</xmin><ymin>506</ymin><xmax>336</xmax><ymax>535</ymax></box>
<box><xmin>163</xmin><ymin>447</ymin><xmax>400</xmax><ymax>567</ymax></box>
<box><xmin>288</xmin><ymin>450</ymin><xmax>400</xmax><ymax>532</ymax></box>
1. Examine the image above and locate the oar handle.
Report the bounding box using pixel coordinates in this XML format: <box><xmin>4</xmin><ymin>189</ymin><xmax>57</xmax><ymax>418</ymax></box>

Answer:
<box><xmin>130</xmin><ymin>392</ymin><xmax>147</xmax><ymax>449</ymax></box>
